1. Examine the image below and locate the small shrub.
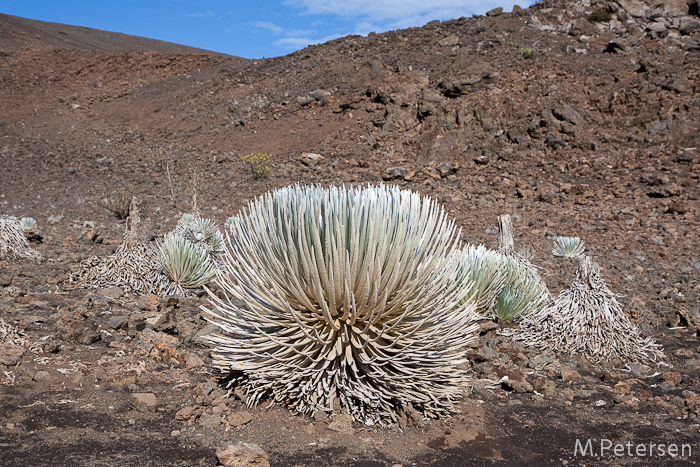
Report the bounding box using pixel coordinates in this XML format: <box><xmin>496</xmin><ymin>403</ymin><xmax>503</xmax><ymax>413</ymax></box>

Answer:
<box><xmin>228</xmin><ymin>99</ymin><xmax>239</xmax><ymax>113</ymax></box>
<box><xmin>520</xmin><ymin>47</ymin><xmax>539</xmax><ymax>59</ymax></box>
<box><xmin>241</xmin><ymin>153</ymin><xmax>271</xmax><ymax>179</ymax></box>
<box><xmin>249</xmin><ymin>95</ymin><xmax>269</xmax><ymax>110</ymax></box>
<box><xmin>588</xmin><ymin>8</ymin><xmax>612</xmax><ymax>23</ymax></box>
<box><xmin>97</xmin><ymin>192</ymin><xmax>134</xmax><ymax>219</ymax></box>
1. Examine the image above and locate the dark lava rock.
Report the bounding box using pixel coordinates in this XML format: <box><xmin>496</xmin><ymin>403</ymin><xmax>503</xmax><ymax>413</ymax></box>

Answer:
<box><xmin>438</xmin><ymin>60</ymin><xmax>501</xmax><ymax>97</ymax></box>
<box><xmin>69</xmin><ymin>320</ymin><xmax>101</xmax><ymax>345</ymax></box>
<box><xmin>154</xmin><ymin>309</ymin><xmax>178</xmax><ymax>334</ymax></box>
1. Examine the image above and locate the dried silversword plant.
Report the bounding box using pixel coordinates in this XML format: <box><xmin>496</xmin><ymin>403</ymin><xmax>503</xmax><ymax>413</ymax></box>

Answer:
<box><xmin>504</xmin><ymin>256</ymin><xmax>664</xmax><ymax>364</ymax></box>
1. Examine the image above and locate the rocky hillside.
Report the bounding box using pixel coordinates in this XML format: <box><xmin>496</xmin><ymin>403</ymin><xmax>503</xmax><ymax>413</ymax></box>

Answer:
<box><xmin>0</xmin><ymin>13</ymin><xmax>238</xmax><ymax>56</ymax></box>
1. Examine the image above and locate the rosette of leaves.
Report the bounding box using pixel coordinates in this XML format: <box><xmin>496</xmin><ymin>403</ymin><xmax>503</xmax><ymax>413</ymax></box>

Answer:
<box><xmin>20</xmin><ymin>217</ymin><xmax>37</xmax><ymax>231</ymax></box>
<box><xmin>172</xmin><ymin>215</ymin><xmax>224</xmax><ymax>257</ymax></box>
<box><xmin>204</xmin><ymin>184</ymin><xmax>479</xmax><ymax>425</ymax></box>
<box><xmin>492</xmin><ymin>214</ymin><xmax>551</xmax><ymax>322</ymax></box>
<box><xmin>494</xmin><ymin>257</ymin><xmax>550</xmax><ymax>322</ymax></box>
<box><xmin>552</xmin><ymin>236</ymin><xmax>585</xmax><ymax>259</ymax></box>
<box><xmin>179</xmin><ymin>213</ymin><xmax>195</xmax><ymax>225</ymax></box>
<box><xmin>19</xmin><ymin>216</ymin><xmax>42</xmax><ymax>243</ymax></box>
<box><xmin>156</xmin><ymin>233</ymin><xmax>215</xmax><ymax>295</ymax></box>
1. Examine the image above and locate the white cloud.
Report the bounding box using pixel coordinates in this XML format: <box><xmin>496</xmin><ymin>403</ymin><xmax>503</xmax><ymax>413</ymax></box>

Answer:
<box><xmin>286</xmin><ymin>0</ymin><xmax>535</xmax><ymax>33</ymax></box>
<box><xmin>251</xmin><ymin>21</ymin><xmax>337</xmax><ymax>50</ymax></box>
<box><xmin>252</xmin><ymin>21</ymin><xmax>316</xmax><ymax>37</ymax></box>
<box><xmin>183</xmin><ymin>10</ymin><xmax>216</xmax><ymax>19</ymax></box>
<box><xmin>260</xmin><ymin>0</ymin><xmax>537</xmax><ymax>54</ymax></box>
<box><xmin>274</xmin><ymin>33</ymin><xmax>342</xmax><ymax>49</ymax></box>
<box><xmin>253</xmin><ymin>21</ymin><xmax>286</xmax><ymax>34</ymax></box>
<box><xmin>289</xmin><ymin>0</ymin><xmax>522</xmax><ymax>18</ymax></box>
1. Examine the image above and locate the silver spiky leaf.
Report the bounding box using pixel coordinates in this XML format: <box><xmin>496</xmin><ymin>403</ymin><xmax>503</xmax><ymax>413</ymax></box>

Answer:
<box><xmin>494</xmin><ymin>255</ymin><xmax>551</xmax><ymax>322</ymax></box>
<box><xmin>180</xmin><ymin>213</ymin><xmax>196</xmax><ymax>225</ymax></box>
<box><xmin>488</xmin><ymin>214</ymin><xmax>552</xmax><ymax>322</ymax></box>
<box><xmin>460</xmin><ymin>244</ymin><xmax>507</xmax><ymax>317</ymax></box>
<box><xmin>224</xmin><ymin>216</ymin><xmax>237</xmax><ymax>229</ymax></box>
<box><xmin>552</xmin><ymin>236</ymin><xmax>585</xmax><ymax>259</ymax></box>
<box><xmin>203</xmin><ymin>184</ymin><xmax>479</xmax><ymax>425</ymax></box>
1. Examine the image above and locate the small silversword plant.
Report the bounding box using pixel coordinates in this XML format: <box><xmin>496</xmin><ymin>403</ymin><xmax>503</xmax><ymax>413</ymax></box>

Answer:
<box><xmin>20</xmin><ymin>217</ymin><xmax>37</xmax><ymax>231</ymax></box>
<box><xmin>156</xmin><ymin>233</ymin><xmax>215</xmax><ymax>295</ymax></box>
<box><xmin>552</xmin><ymin>236</ymin><xmax>585</xmax><ymax>259</ymax></box>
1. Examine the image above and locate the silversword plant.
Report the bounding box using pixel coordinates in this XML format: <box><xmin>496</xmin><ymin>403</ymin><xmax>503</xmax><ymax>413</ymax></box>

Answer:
<box><xmin>505</xmin><ymin>256</ymin><xmax>664</xmax><ymax>364</ymax></box>
<box><xmin>552</xmin><ymin>236</ymin><xmax>585</xmax><ymax>259</ymax></box>
<box><xmin>464</xmin><ymin>214</ymin><xmax>550</xmax><ymax>322</ymax></box>
<box><xmin>172</xmin><ymin>214</ymin><xmax>224</xmax><ymax>256</ymax></box>
<box><xmin>460</xmin><ymin>244</ymin><xmax>506</xmax><ymax>316</ymax></box>
<box><xmin>20</xmin><ymin>217</ymin><xmax>37</xmax><ymax>231</ymax></box>
<box><xmin>204</xmin><ymin>184</ymin><xmax>479</xmax><ymax>425</ymax></box>
<box><xmin>72</xmin><ymin>198</ymin><xmax>174</xmax><ymax>295</ymax></box>
<box><xmin>156</xmin><ymin>233</ymin><xmax>215</xmax><ymax>295</ymax></box>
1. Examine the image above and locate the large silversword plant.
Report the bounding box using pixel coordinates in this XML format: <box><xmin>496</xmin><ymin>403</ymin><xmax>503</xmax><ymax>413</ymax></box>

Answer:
<box><xmin>203</xmin><ymin>184</ymin><xmax>479</xmax><ymax>425</ymax></box>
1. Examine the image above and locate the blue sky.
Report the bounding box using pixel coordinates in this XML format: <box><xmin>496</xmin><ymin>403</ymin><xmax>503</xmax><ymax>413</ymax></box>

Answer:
<box><xmin>0</xmin><ymin>1</ymin><xmax>537</xmax><ymax>59</ymax></box>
